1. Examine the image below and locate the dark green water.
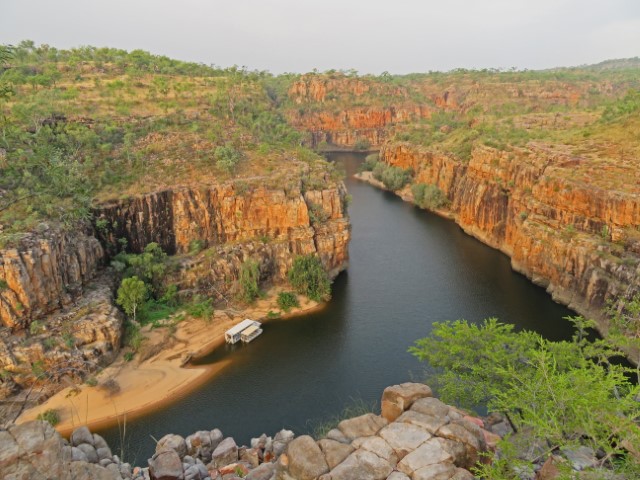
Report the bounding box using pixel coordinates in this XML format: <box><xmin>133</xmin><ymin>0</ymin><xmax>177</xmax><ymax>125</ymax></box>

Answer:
<box><xmin>99</xmin><ymin>152</ymin><xmax>575</xmax><ymax>463</ymax></box>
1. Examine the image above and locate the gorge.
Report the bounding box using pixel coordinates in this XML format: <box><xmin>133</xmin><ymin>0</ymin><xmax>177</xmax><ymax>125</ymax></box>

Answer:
<box><xmin>1</xmin><ymin>44</ymin><xmax>639</xmax><ymax>479</ymax></box>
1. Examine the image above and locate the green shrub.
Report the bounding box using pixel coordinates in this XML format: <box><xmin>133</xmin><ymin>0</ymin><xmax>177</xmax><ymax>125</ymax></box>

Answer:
<box><xmin>189</xmin><ymin>239</ymin><xmax>205</xmax><ymax>254</ymax></box>
<box><xmin>288</xmin><ymin>255</ymin><xmax>330</xmax><ymax>302</ymax></box>
<box><xmin>373</xmin><ymin>163</ymin><xmax>412</xmax><ymax>191</ymax></box>
<box><xmin>411</xmin><ymin>183</ymin><xmax>449</xmax><ymax>210</ymax></box>
<box><xmin>215</xmin><ymin>145</ymin><xmax>243</xmax><ymax>173</ymax></box>
<box><xmin>358</xmin><ymin>153</ymin><xmax>379</xmax><ymax>172</ymax></box>
<box><xmin>409</xmin><ymin>317</ymin><xmax>640</xmax><ymax>470</ymax></box>
<box><xmin>277</xmin><ymin>291</ymin><xmax>300</xmax><ymax>312</ymax></box>
<box><xmin>353</xmin><ymin>138</ymin><xmax>371</xmax><ymax>151</ymax></box>
<box><xmin>185</xmin><ymin>296</ymin><xmax>214</xmax><ymax>321</ymax></box>
<box><xmin>37</xmin><ymin>409</ymin><xmax>60</xmax><ymax>426</ymax></box>
<box><xmin>308</xmin><ymin>202</ymin><xmax>329</xmax><ymax>224</ymax></box>
<box><xmin>239</xmin><ymin>260</ymin><xmax>260</xmax><ymax>303</ymax></box>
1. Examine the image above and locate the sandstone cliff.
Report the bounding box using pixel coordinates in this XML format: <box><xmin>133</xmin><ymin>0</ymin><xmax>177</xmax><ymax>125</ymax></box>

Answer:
<box><xmin>372</xmin><ymin>142</ymin><xmax>640</xmax><ymax>326</ymax></box>
<box><xmin>95</xmin><ymin>181</ymin><xmax>350</xmax><ymax>302</ymax></box>
<box><xmin>0</xmin><ymin>230</ymin><xmax>104</xmax><ymax>330</ymax></box>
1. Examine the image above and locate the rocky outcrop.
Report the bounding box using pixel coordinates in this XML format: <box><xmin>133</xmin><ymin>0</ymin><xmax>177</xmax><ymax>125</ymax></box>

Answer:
<box><xmin>0</xmin><ymin>421</ymin><xmax>132</xmax><ymax>479</ymax></box>
<box><xmin>0</xmin><ymin>277</ymin><xmax>123</xmax><ymax>403</ymax></box>
<box><xmin>287</xmin><ymin>107</ymin><xmax>432</xmax><ymax>148</ymax></box>
<box><xmin>371</xmin><ymin>142</ymin><xmax>640</xmax><ymax>326</ymax></box>
<box><xmin>96</xmin><ymin>183</ymin><xmax>350</xmax><ymax>302</ymax></box>
<box><xmin>0</xmin><ymin>229</ymin><xmax>104</xmax><ymax>330</ymax></box>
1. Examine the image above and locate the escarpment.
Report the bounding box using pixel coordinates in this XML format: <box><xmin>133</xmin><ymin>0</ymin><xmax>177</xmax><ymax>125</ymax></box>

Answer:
<box><xmin>372</xmin><ymin>142</ymin><xmax>640</xmax><ymax>326</ymax></box>
<box><xmin>96</xmin><ymin>182</ymin><xmax>351</xmax><ymax>301</ymax></box>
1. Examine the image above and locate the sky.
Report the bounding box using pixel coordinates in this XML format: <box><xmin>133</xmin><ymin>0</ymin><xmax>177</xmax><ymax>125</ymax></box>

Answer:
<box><xmin>1</xmin><ymin>0</ymin><xmax>639</xmax><ymax>74</ymax></box>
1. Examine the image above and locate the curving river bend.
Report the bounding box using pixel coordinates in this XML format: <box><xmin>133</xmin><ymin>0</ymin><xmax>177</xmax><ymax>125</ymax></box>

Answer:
<box><xmin>99</xmin><ymin>152</ymin><xmax>574</xmax><ymax>462</ymax></box>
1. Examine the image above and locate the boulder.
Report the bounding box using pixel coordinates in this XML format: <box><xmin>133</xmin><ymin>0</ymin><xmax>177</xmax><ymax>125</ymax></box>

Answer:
<box><xmin>396</xmin><ymin>410</ymin><xmax>447</xmax><ymax>435</ymax></box>
<box><xmin>337</xmin><ymin>414</ymin><xmax>387</xmax><ymax>441</ymax></box>
<box><xmin>378</xmin><ymin>423</ymin><xmax>431</xmax><ymax>459</ymax></box>
<box><xmin>410</xmin><ymin>397</ymin><xmax>450</xmax><ymax>419</ymax></box>
<box><xmin>450</xmin><ymin>468</ymin><xmax>476</xmax><ymax>480</ymax></box>
<box><xmin>212</xmin><ymin>437</ymin><xmax>238</xmax><ymax>468</ymax></box>
<box><xmin>434</xmin><ymin>438</ymin><xmax>472</xmax><ymax>469</ymax></box>
<box><xmin>157</xmin><ymin>434</ymin><xmax>188</xmax><ymax>459</ymax></box>
<box><xmin>72</xmin><ymin>446</ymin><xmax>90</xmax><ymax>462</ymax></box>
<box><xmin>351</xmin><ymin>436</ymin><xmax>396</xmax><ymax>465</ymax></box>
<box><xmin>186</xmin><ymin>431</ymin><xmax>215</xmax><ymax>461</ymax></box>
<box><xmin>281</xmin><ymin>435</ymin><xmax>329</xmax><ymax>480</ymax></box>
<box><xmin>412</xmin><ymin>462</ymin><xmax>457</xmax><ymax>480</ymax></box>
<box><xmin>386</xmin><ymin>473</ymin><xmax>410</xmax><ymax>480</ymax></box>
<box><xmin>397</xmin><ymin>439</ymin><xmax>453</xmax><ymax>477</ymax></box>
<box><xmin>245</xmin><ymin>461</ymin><xmax>276</xmax><ymax>480</ymax></box>
<box><xmin>318</xmin><ymin>438</ymin><xmax>354</xmax><ymax>469</ymax></box>
<box><xmin>537</xmin><ymin>455</ymin><xmax>564</xmax><ymax>480</ymax></box>
<box><xmin>560</xmin><ymin>446</ymin><xmax>598</xmax><ymax>471</ymax></box>
<box><xmin>240</xmin><ymin>447</ymin><xmax>261</xmax><ymax>468</ymax></box>
<box><xmin>149</xmin><ymin>449</ymin><xmax>184</xmax><ymax>480</ymax></box>
<box><xmin>436</xmin><ymin>420</ymin><xmax>486</xmax><ymax>460</ymax></box>
<box><xmin>71</xmin><ymin>426</ymin><xmax>95</xmax><ymax>447</ymax></box>
<box><xmin>381</xmin><ymin>383</ymin><xmax>433</xmax><ymax>422</ymax></box>
<box><xmin>273</xmin><ymin>429</ymin><xmax>295</xmax><ymax>456</ymax></box>
<box><xmin>98</xmin><ymin>446</ymin><xmax>114</xmax><ymax>461</ymax></box>
<box><xmin>77</xmin><ymin>442</ymin><xmax>100</xmax><ymax>463</ymax></box>
<box><xmin>321</xmin><ymin>449</ymin><xmax>392</xmax><ymax>480</ymax></box>
<box><xmin>325</xmin><ymin>429</ymin><xmax>350</xmax><ymax>444</ymax></box>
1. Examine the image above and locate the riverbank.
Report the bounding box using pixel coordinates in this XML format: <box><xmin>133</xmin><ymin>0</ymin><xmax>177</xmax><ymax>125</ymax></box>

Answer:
<box><xmin>17</xmin><ymin>287</ymin><xmax>324</xmax><ymax>437</ymax></box>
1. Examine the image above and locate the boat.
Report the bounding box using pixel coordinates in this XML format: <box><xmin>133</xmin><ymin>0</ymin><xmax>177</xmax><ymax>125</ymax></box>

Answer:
<box><xmin>224</xmin><ymin>319</ymin><xmax>263</xmax><ymax>344</ymax></box>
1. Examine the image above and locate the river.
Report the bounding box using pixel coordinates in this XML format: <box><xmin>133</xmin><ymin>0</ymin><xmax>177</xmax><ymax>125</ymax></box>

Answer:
<box><xmin>99</xmin><ymin>151</ymin><xmax>575</xmax><ymax>463</ymax></box>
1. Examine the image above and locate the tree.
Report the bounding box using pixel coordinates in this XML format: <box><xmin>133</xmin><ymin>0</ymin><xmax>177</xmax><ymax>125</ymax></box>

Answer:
<box><xmin>409</xmin><ymin>318</ymin><xmax>640</xmax><ymax>473</ymax></box>
<box><xmin>288</xmin><ymin>254</ymin><xmax>331</xmax><ymax>302</ymax></box>
<box><xmin>239</xmin><ymin>260</ymin><xmax>260</xmax><ymax>303</ymax></box>
<box><xmin>116</xmin><ymin>276</ymin><xmax>147</xmax><ymax>324</ymax></box>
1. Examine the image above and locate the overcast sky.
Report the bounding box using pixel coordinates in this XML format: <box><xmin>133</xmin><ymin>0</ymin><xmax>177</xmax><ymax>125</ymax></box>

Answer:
<box><xmin>2</xmin><ymin>0</ymin><xmax>639</xmax><ymax>74</ymax></box>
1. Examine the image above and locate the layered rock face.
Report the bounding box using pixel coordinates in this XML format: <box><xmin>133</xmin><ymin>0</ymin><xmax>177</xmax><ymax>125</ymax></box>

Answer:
<box><xmin>96</xmin><ymin>183</ymin><xmax>350</xmax><ymax>301</ymax></box>
<box><xmin>0</xmin><ymin>230</ymin><xmax>104</xmax><ymax>330</ymax></box>
<box><xmin>287</xmin><ymin>107</ymin><xmax>432</xmax><ymax>148</ymax></box>
<box><xmin>375</xmin><ymin>142</ymin><xmax>640</xmax><ymax>324</ymax></box>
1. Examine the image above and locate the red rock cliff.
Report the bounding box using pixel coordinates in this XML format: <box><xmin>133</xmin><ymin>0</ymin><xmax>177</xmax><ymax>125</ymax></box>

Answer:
<box><xmin>377</xmin><ymin>142</ymin><xmax>640</xmax><ymax>325</ymax></box>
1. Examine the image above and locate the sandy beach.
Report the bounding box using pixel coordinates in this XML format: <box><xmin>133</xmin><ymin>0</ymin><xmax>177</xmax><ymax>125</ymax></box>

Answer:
<box><xmin>17</xmin><ymin>288</ymin><xmax>324</xmax><ymax>437</ymax></box>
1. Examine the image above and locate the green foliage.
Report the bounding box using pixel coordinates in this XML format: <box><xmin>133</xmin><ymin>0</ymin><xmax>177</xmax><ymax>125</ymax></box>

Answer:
<box><xmin>113</xmin><ymin>242</ymin><xmax>167</xmax><ymax>294</ymax></box>
<box><xmin>29</xmin><ymin>320</ymin><xmax>44</xmax><ymax>335</ymax></box>
<box><xmin>411</xmin><ymin>183</ymin><xmax>449</xmax><ymax>210</ymax></box>
<box><xmin>31</xmin><ymin>360</ymin><xmax>45</xmax><ymax>378</ymax></box>
<box><xmin>288</xmin><ymin>254</ymin><xmax>331</xmax><ymax>302</ymax></box>
<box><xmin>308</xmin><ymin>202</ymin><xmax>329</xmax><ymax>224</ymax></box>
<box><xmin>85</xmin><ymin>377</ymin><xmax>98</xmax><ymax>387</ymax></box>
<box><xmin>189</xmin><ymin>239</ymin><xmax>205</xmax><ymax>254</ymax></box>
<box><xmin>37</xmin><ymin>409</ymin><xmax>60</xmax><ymax>426</ymax></box>
<box><xmin>277</xmin><ymin>291</ymin><xmax>300</xmax><ymax>312</ymax></box>
<box><xmin>602</xmin><ymin>89</ymin><xmax>640</xmax><ymax>121</ymax></box>
<box><xmin>116</xmin><ymin>276</ymin><xmax>147</xmax><ymax>322</ymax></box>
<box><xmin>410</xmin><ymin>317</ymin><xmax>640</xmax><ymax>469</ymax></box>
<box><xmin>353</xmin><ymin>138</ymin><xmax>371</xmax><ymax>151</ymax></box>
<box><xmin>123</xmin><ymin>351</ymin><xmax>135</xmax><ymax>362</ymax></box>
<box><xmin>215</xmin><ymin>145</ymin><xmax>243</xmax><ymax>174</ymax></box>
<box><xmin>239</xmin><ymin>260</ymin><xmax>260</xmax><ymax>303</ymax></box>
<box><xmin>185</xmin><ymin>296</ymin><xmax>214</xmax><ymax>321</ymax></box>
<box><xmin>373</xmin><ymin>163</ymin><xmax>412</xmax><ymax>191</ymax></box>
<box><xmin>358</xmin><ymin>153</ymin><xmax>379</xmax><ymax>172</ymax></box>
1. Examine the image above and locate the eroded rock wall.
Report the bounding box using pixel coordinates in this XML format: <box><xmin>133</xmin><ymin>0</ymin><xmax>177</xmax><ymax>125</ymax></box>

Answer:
<box><xmin>0</xmin><ymin>231</ymin><xmax>104</xmax><ymax>330</ymax></box>
<box><xmin>96</xmin><ymin>183</ymin><xmax>350</xmax><ymax>300</ymax></box>
<box><xmin>377</xmin><ymin>142</ymin><xmax>640</xmax><ymax>325</ymax></box>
